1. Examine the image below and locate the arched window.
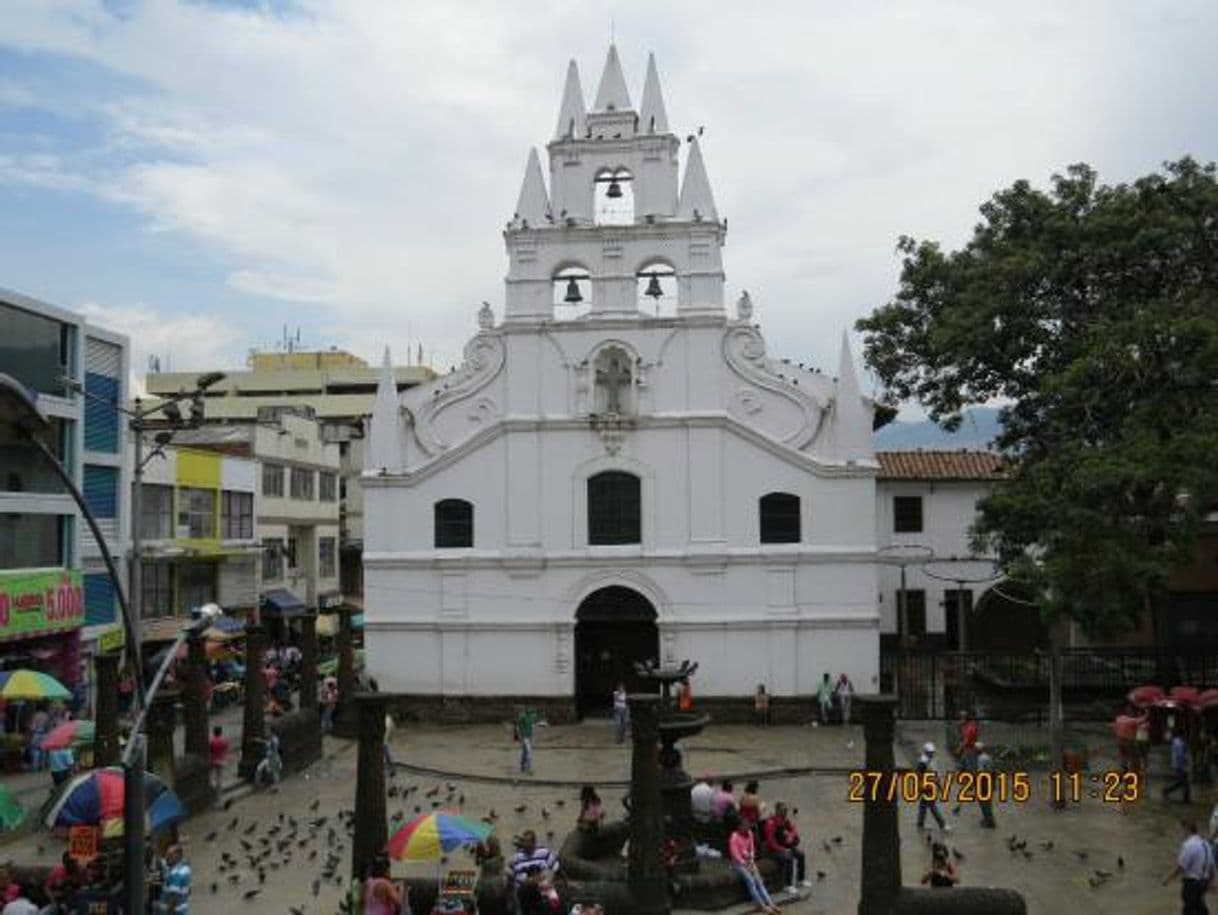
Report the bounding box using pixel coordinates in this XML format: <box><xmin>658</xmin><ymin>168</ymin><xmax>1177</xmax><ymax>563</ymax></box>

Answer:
<box><xmin>759</xmin><ymin>492</ymin><xmax>801</xmax><ymax>544</ymax></box>
<box><xmin>588</xmin><ymin>471</ymin><xmax>641</xmax><ymax>545</ymax></box>
<box><xmin>434</xmin><ymin>499</ymin><xmax>474</xmax><ymax>548</ymax></box>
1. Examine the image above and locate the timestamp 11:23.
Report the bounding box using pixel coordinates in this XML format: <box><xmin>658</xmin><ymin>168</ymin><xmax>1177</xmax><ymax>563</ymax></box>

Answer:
<box><xmin>1050</xmin><ymin>770</ymin><xmax>1141</xmax><ymax>804</ymax></box>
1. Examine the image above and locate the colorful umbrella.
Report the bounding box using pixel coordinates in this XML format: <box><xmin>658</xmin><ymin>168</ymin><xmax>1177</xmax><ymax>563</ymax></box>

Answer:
<box><xmin>43</xmin><ymin>767</ymin><xmax>185</xmax><ymax>839</ymax></box>
<box><xmin>0</xmin><ymin>786</ymin><xmax>24</xmax><ymax>831</ymax></box>
<box><xmin>41</xmin><ymin>720</ymin><xmax>96</xmax><ymax>751</ymax></box>
<box><xmin>0</xmin><ymin>669</ymin><xmax>71</xmax><ymax>701</ymax></box>
<box><xmin>387</xmin><ymin>811</ymin><xmax>492</xmax><ymax>861</ymax></box>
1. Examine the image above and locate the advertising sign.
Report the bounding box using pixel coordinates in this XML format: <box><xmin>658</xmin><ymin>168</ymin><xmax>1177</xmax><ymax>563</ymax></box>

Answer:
<box><xmin>0</xmin><ymin>569</ymin><xmax>85</xmax><ymax>643</ymax></box>
<box><xmin>68</xmin><ymin>825</ymin><xmax>98</xmax><ymax>864</ymax></box>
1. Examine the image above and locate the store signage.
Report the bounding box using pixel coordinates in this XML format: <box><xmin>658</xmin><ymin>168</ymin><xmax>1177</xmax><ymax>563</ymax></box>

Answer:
<box><xmin>0</xmin><ymin>569</ymin><xmax>85</xmax><ymax>642</ymax></box>
<box><xmin>98</xmin><ymin>627</ymin><xmax>125</xmax><ymax>653</ymax></box>
<box><xmin>319</xmin><ymin>592</ymin><xmax>343</xmax><ymax>610</ymax></box>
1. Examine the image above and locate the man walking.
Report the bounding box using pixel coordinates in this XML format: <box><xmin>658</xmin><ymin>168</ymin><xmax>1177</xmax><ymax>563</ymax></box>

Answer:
<box><xmin>612</xmin><ymin>683</ymin><xmax>629</xmax><ymax>744</ymax></box>
<box><xmin>1165</xmin><ymin>731</ymin><xmax>1192</xmax><ymax>804</ymax></box>
<box><xmin>1163</xmin><ymin>819</ymin><xmax>1213</xmax><ymax>915</ymax></box>
<box><xmin>915</xmin><ymin>742</ymin><xmax>950</xmax><ymax>833</ymax></box>
<box><xmin>516</xmin><ymin>707</ymin><xmax>546</xmax><ymax>776</ymax></box>
<box><xmin>975</xmin><ymin>742</ymin><xmax>996</xmax><ymax>828</ymax></box>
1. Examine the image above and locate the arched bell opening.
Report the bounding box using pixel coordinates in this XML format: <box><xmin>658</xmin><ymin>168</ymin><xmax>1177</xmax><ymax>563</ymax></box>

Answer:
<box><xmin>595</xmin><ymin>167</ymin><xmax>634</xmax><ymax>226</ymax></box>
<box><xmin>553</xmin><ymin>265</ymin><xmax>591</xmax><ymax>317</ymax></box>
<box><xmin>636</xmin><ymin>260</ymin><xmax>677</xmax><ymax>317</ymax></box>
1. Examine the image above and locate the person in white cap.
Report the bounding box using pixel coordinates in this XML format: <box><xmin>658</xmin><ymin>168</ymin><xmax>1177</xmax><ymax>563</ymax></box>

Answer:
<box><xmin>916</xmin><ymin>742</ymin><xmax>949</xmax><ymax>832</ymax></box>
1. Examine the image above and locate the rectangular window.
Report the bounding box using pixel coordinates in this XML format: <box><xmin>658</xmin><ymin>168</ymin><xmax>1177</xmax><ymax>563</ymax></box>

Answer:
<box><xmin>290</xmin><ymin>467</ymin><xmax>314</xmax><ymax>500</ymax></box>
<box><xmin>262</xmin><ymin>462</ymin><xmax>284</xmax><ymax>498</ymax></box>
<box><xmin>177</xmin><ymin>487</ymin><xmax>215</xmax><ymax>539</ymax></box>
<box><xmin>83</xmin><ymin>371</ymin><xmax>121</xmax><ymax>453</ymax></box>
<box><xmin>319</xmin><ymin>536</ymin><xmax>337</xmax><ymax>578</ymax></box>
<box><xmin>587</xmin><ymin>472</ymin><xmax>641</xmax><ymax>545</ymax></box>
<box><xmin>0</xmin><ymin>514</ymin><xmax>66</xmax><ymax>569</ymax></box>
<box><xmin>893</xmin><ymin>495</ymin><xmax>924</xmax><ymax>533</ymax></box>
<box><xmin>178</xmin><ymin>561</ymin><xmax>215</xmax><ymax>613</ymax></box>
<box><xmin>898</xmin><ymin>589</ymin><xmax>927</xmax><ymax>637</ymax></box>
<box><xmin>319</xmin><ymin>471</ymin><xmax>337</xmax><ymax>502</ymax></box>
<box><xmin>140</xmin><ymin>484</ymin><xmax>174</xmax><ymax>540</ymax></box>
<box><xmin>83</xmin><ymin>465</ymin><xmax>119</xmax><ymax>519</ymax></box>
<box><xmin>84</xmin><ymin>572</ymin><xmax>116</xmax><ymax>627</ymax></box>
<box><xmin>0</xmin><ymin>300</ymin><xmax>70</xmax><ymax>396</ymax></box>
<box><xmin>1</xmin><ymin>415</ymin><xmax>68</xmax><ymax>494</ymax></box>
<box><xmin>140</xmin><ymin>562</ymin><xmax>173</xmax><ymax>618</ymax></box>
<box><xmin>262</xmin><ymin>538</ymin><xmax>284</xmax><ymax>581</ymax></box>
<box><xmin>286</xmin><ymin>537</ymin><xmax>299</xmax><ymax>570</ymax></box>
<box><xmin>221</xmin><ymin>490</ymin><xmax>254</xmax><ymax>539</ymax></box>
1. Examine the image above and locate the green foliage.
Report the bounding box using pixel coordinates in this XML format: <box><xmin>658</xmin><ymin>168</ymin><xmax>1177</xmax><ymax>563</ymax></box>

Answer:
<box><xmin>858</xmin><ymin>158</ymin><xmax>1218</xmax><ymax>635</ymax></box>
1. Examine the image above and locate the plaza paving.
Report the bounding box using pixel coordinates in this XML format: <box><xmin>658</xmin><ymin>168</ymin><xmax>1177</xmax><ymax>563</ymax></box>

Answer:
<box><xmin>1</xmin><ymin>719</ymin><xmax>1209</xmax><ymax>914</ymax></box>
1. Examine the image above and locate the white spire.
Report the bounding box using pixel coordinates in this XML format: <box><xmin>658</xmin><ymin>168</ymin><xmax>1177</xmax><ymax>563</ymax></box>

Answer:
<box><xmin>553</xmin><ymin>59</ymin><xmax>587</xmax><ymax>140</ymax></box>
<box><xmin>638</xmin><ymin>52</ymin><xmax>669</xmax><ymax>134</ymax></box>
<box><xmin>677</xmin><ymin>136</ymin><xmax>718</xmax><ymax>221</ymax></box>
<box><xmin>514</xmin><ymin>148</ymin><xmax>549</xmax><ymax>224</ymax></box>
<box><xmin>830</xmin><ymin>331</ymin><xmax>874</xmax><ymax>462</ymax></box>
<box><xmin>366</xmin><ymin>347</ymin><xmax>403</xmax><ymax>474</ymax></box>
<box><xmin>592</xmin><ymin>43</ymin><xmax>632</xmax><ymax>112</ymax></box>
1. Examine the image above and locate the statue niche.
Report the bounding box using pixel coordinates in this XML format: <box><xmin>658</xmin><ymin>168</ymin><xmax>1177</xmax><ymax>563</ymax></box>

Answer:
<box><xmin>593</xmin><ymin>346</ymin><xmax>635</xmax><ymax>416</ymax></box>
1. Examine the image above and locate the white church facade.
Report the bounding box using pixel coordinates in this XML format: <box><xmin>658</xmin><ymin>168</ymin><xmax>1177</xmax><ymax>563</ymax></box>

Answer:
<box><xmin>362</xmin><ymin>46</ymin><xmax>881</xmax><ymax>714</ymax></box>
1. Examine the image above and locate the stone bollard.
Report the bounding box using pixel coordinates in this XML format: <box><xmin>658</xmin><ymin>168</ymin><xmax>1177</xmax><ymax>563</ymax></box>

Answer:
<box><xmin>351</xmin><ymin>692</ymin><xmax>390</xmax><ymax>882</ymax></box>
<box><xmin>332</xmin><ymin>607</ymin><xmax>358</xmax><ymax>738</ymax></box>
<box><xmin>857</xmin><ymin>694</ymin><xmax>901</xmax><ymax>915</ymax></box>
<box><xmin>183</xmin><ymin>630</ymin><xmax>210</xmax><ymax>760</ymax></box>
<box><xmin>626</xmin><ymin>694</ymin><xmax>670</xmax><ymax>915</ymax></box>
<box><xmin>238</xmin><ymin>623</ymin><xmax>267</xmax><ymax>780</ymax></box>
<box><xmin>93</xmin><ymin>651</ymin><xmax>120</xmax><ymax>768</ymax></box>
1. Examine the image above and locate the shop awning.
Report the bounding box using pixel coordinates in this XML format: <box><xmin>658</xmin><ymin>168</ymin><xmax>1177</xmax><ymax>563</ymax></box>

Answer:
<box><xmin>261</xmin><ymin>588</ymin><xmax>309</xmax><ymax>618</ymax></box>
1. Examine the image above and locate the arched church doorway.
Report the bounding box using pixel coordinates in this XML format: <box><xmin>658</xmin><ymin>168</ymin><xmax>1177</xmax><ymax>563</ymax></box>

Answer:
<box><xmin>575</xmin><ymin>586</ymin><xmax>659</xmax><ymax>718</ymax></box>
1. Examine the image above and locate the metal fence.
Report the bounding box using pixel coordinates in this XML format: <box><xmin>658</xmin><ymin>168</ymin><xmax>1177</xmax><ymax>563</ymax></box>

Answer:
<box><xmin>880</xmin><ymin>649</ymin><xmax>1218</xmax><ymax>720</ymax></box>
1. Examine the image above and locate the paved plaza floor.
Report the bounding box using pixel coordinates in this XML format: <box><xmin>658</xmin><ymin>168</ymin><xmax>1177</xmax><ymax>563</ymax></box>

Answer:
<box><xmin>2</xmin><ymin>719</ymin><xmax>1210</xmax><ymax>914</ymax></box>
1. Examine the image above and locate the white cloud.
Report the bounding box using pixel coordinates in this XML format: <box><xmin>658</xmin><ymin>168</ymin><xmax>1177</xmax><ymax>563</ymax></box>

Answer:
<box><xmin>2</xmin><ymin>0</ymin><xmax>1217</xmax><ymax>380</ymax></box>
<box><xmin>75</xmin><ymin>301</ymin><xmax>245</xmax><ymax>393</ymax></box>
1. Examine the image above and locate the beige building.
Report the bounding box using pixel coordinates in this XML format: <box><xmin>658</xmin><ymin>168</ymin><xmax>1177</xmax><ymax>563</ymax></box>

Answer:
<box><xmin>171</xmin><ymin>409</ymin><xmax>340</xmax><ymax>618</ymax></box>
<box><xmin>146</xmin><ymin>349</ymin><xmax>434</xmax><ymax>600</ymax></box>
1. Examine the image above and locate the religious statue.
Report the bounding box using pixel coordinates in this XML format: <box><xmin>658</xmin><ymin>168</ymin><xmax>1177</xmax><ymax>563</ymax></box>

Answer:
<box><xmin>595</xmin><ymin>351</ymin><xmax>632</xmax><ymax>415</ymax></box>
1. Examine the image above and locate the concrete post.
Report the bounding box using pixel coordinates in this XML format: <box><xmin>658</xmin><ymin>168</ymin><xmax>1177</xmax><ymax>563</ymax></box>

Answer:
<box><xmin>183</xmin><ymin>630</ymin><xmax>210</xmax><ymax>760</ymax></box>
<box><xmin>333</xmin><ymin>607</ymin><xmax>357</xmax><ymax>738</ymax></box>
<box><xmin>93</xmin><ymin>651</ymin><xmax>120</xmax><ymax>768</ymax></box>
<box><xmin>351</xmin><ymin>692</ymin><xmax>390</xmax><ymax>882</ymax></box>
<box><xmin>146</xmin><ymin>689</ymin><xmax>179</xmax><ymax>785</ymax></box>
<box><xmin>626</xmin><ymin>694</ymin><xmax>670</xmax><ymax>915</ymax></box>
<box><xmin>298</xmin><ymin>612</ymin><xmax>319</xmax><ymax>715</ymax></box>
<box><xmin>238</xmin><ymin>624</ymin><xmax>267</xmax><ymax>780</ymax></box>
<box><xmin>858</xmin><ymin>694</ymin><xmax>901</xmax><ymax>915</ymax></box>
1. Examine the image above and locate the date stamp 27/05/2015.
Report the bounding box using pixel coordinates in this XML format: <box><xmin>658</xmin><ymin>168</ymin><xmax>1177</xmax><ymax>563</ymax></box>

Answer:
<box><xmin>846</xmin><ymin>769</ymin><xmax>1141</xmax><ymax>805</ymax></box>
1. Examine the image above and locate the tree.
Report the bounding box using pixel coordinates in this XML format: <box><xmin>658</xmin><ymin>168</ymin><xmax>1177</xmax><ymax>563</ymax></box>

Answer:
<box><xmin>857</xmin><ymin>158</ymin><xmax>1218</xmax><ymax>763</ymax></box>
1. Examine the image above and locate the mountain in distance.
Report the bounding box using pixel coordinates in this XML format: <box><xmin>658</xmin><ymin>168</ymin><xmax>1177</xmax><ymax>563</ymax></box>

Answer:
<box><xmin>872</xmin><ymin>406</ymin><xmax>1002</xmax><ymax>450</ymax></box>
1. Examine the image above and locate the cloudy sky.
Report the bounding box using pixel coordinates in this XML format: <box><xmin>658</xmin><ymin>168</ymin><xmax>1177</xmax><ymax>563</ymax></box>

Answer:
<box><xmin>1</xmin><ymin>1</ymin><xmax>1216</xmax><ymax>396</ymax></box>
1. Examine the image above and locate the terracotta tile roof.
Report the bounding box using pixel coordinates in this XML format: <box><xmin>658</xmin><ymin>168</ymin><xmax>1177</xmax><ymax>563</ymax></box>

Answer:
<box><xmin>876</xmin><ymin>450</ymin><xmax>1008</xmax><ymax>481</ymax></box>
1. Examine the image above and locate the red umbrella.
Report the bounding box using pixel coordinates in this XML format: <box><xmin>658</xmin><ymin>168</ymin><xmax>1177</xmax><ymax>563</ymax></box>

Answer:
<box><xmin>1128</xmin><ymin>685</ymin><xmax>1164</xmax><ymax>708</ymax></box>
<box><xmin>1197</xmin><ymin>689</ymin><xmax>1218</xmax><ymax>709</ymax></box>
<box><xmin>1170</xmin><ymin>686</ymin><xmax>1200</xmax><ymax>706</ymax></box>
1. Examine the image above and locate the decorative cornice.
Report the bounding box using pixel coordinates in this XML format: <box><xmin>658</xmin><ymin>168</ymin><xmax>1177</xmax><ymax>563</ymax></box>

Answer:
<box><xmin>364</xmin><ymin>614</ymin><xmax>879</xmax><ymax>633</ymax></box>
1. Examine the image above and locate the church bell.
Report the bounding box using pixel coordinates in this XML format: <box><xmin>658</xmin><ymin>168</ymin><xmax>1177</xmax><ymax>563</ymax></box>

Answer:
<box><xmin>643</xmin><ymin>274</ymin><xmax>664</xmax><ymax>299</ymax></box>
<box><xmin>606</xmin><ymin>178</ymin><xmax>623</xmax><ymax>199</ymax></box>
<box><xmin>563</xmin><ymin>277</ymin><xmax>584</xmax><ymax>303</ymax></box>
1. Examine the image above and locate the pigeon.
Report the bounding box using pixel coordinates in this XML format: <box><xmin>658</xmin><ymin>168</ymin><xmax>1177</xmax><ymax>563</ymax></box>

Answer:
<box><xmin>312</xmin><ymin>878</ymin><xmax>321</xmax><ymax>897</ymax></box>
<box><xmin>227</xmin><ymin>817</ymin><xmax>240</xmax><ymax>831</ymax></box>
<box><xmin>822</xmin><ymin>841</ymin><xmax>832</xmax><ymax>853</ymax></box>
<box><xmin>1117</xmin><ymin>856</ymin><xmax>1124</xmax><ymax>870</ymax></box>
<box><xmin>1075</xmin><ymin>851</ymin><xmax>1089</xmax><ymax>863</ymax></box>
<box><xmin>554</xmin><ymin>799</ymin><xmax>565</xmax><ymax>808</ymax></box>
<box><xmin>290</xmin><ymin>907</ymin><xmax>305</xmax><ymax>915</ymax></box>
<box><xmin>309</xmin><ymin>799</ymin><xmax>320</xmax><ymax>811</ymax></box>
<box><xmin>1040</xmin><ymin>841</ymin><xmax>1054</xmax><ymax>851</ymax></box>
<box><xmin>205</xmin><ymin>831</ymin><xmax>218</xmax><ymax>842</ymax></box>
<box><xmin>831</xmin><ymin>836</ymin><xmax>843</xmax><ymax>844</ymax></box>
<box><xmin>243</xmin><ymin>889</ymin><xmax>262</xmax><ymax>900</ymax></box>
<box><xmin>951</xmin><ymin>848</ymin><xmax>964</xmax><ymax>861</ymax></box>
<box><xmin>514</xmin><ymin>804</ymin><xmax>527</xmax><ymax>813</ymax></box>
<box><xmin>209</xmin><ymin>883</ymin><xmax>218</xmax><ymax>894</ymax></box>
<box><xmin>816</xmin><ymin>871</ymin><xmax>826</xmax><ymax>881</ymax></box>
<box><xmin>223</xmin><ymin>797</ymin><xmax>234</xmax><ymax>810</ymax></box>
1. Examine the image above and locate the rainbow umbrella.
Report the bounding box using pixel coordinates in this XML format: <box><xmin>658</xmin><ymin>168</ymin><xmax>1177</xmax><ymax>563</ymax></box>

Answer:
<box><xmin>0</xmin><ymin>786</ymin><xmax>24</xmax><ymax>831</ymax></box>
<box><xmin>0</xmin><ymin>670</ymin><xmax>71</xmax><ymax>700</ymax></box>
<box><xmin>387</xmin><ymin>811</ymin><xmax>492</xmax><ymax>861</ymax></box>
<box><xmin>43</xmin><ymin>767</ymin><xmax>185</xmax><ymax>839</ymax></box>
<box><xmin>41</xmin><ymin>720</ymin><xmax>96</xmax><ymax>751</ymax></box>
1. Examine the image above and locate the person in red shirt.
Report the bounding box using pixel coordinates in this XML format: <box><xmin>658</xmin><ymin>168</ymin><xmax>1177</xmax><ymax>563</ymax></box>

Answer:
<box><xmin>762</xmin><ymin>802</ymin><xmax>808</xmax><ymax>892</ymax></box>
<box><xmin>1113</xmin><ymin>706</ymin><xmax>1140</xmax><ymax>772</ymax></box>
<box><xmin>955</xmin><ymin>709</ymin><xmax>979</xmax><ymax>771</ymax></box>
<box><xmin>208</xmin><ymin>725</ymin><xmax>229</xmax><ymax>791</ymax></box>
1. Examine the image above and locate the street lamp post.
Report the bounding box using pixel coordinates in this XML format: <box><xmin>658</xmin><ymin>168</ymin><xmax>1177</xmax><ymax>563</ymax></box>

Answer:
<box><xmin>0</xmin><ymin>370</ymin><xmax>224</xmax><ymax>915</ymax></box>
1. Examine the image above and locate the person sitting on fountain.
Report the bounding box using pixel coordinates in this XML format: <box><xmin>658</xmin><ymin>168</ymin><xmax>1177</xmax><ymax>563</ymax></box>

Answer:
<box><xmin>712</xmin><ymin>780</ymin><xmax>738</xmax><ymax>824</ymax></box>
<box><xmin>577</xmin><ymin>786</ymin><xmax>604</xmax><ymax>832</ymax></box>
<box><xmin>509</xmin><ymin>831</ymin><xmax>559</xmax><ymax>913</ymax></box>
<box><xmin>691</xmin><ymin>774</ymin><xmax>715</xmax><ymax>824</ymax></box>
<box><xmin>729</xmin><ymin>818</ymin><xmax>780</xmax><ymax>915</ymax></box>
<box><xmin>762</xmin><ymin>802</ymin><xmax>810</xmax><ymax>893</ymax></box>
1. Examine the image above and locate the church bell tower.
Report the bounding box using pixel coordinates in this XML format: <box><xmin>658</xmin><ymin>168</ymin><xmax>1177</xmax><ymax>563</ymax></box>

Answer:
<box><xmin>504</xmin><ymin>46</ymin><xmax>727</xmax><ymax>321</ymax></box>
